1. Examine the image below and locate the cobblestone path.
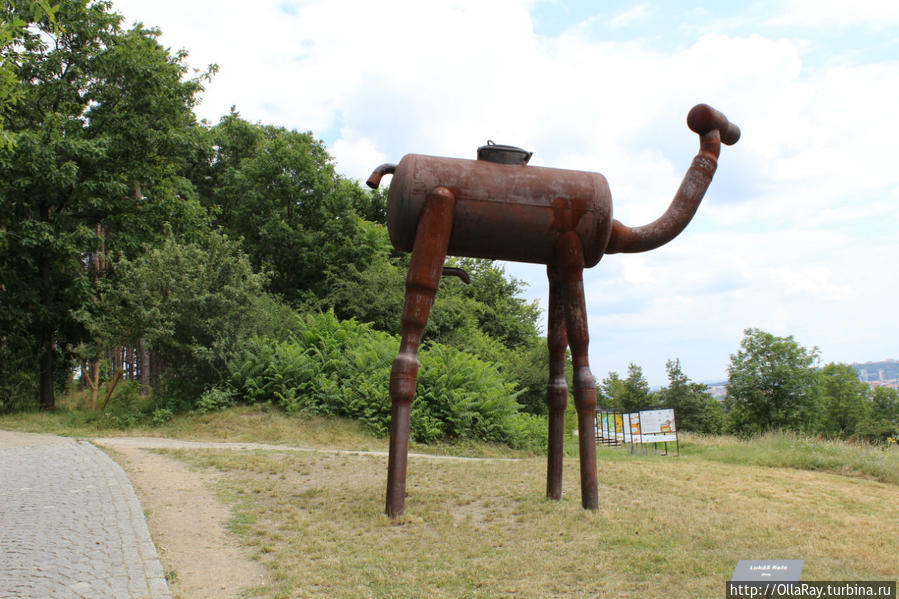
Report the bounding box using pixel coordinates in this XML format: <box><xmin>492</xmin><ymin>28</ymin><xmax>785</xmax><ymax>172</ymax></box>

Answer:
<box><xmin>0</xmin><ymin>431</ymin><xmax>171</xmax><ymax>599</ymax></box>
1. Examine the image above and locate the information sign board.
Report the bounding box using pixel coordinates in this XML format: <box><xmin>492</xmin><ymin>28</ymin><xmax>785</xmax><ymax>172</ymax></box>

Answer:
<box><xmin>638</xmin><ymin>409</ymin><xmax>677</xmax><ymax>442</ymax></box>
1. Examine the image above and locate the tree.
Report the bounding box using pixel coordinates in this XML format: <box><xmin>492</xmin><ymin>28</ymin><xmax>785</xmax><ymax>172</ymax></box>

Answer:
<box><xmin>500</xmin><ymin>336</ymin><xmax>553</xmax><ymax>415</ymax></box>
<box><xmin>0</xmin><ymin>1</ymin><xmax>58</xmax><ymax>148</ymax></box>
<box><xmin>351</xmin><ymin>185</ymin><xmax>388</xmax><ymax>224</ymax></box>
<box><xmin>0</xmin><ymin>0</ymin><xmax>211</xmax><ymax>409</ymax></box>
<box><xmin>319</xmin><ymin>228</ymin><xmax>407</xmax><ymax>334</ymax></box>
<box><xmin>113</xmin><ymin>229</ymin><xmax>270</xmax><ymax>403</ymax></box>
<box><xmin>725</xmin><ymin>328</ymin><xmax>821</xmax><ymax>434</ymax></box>
<box><xmin>442</xmin><ymin>257</ymin><xmax>542</xmax><ymax>350</ymax></box>
<box><xmin>658</xmin><ymin>358</ymin><xmax>723</xmax><ymax>434</ymax></box>
<box><xmin>817</xmin><ymin>362</ymin><xmax>870</xmax><ymax>437</ymax></box>
<box><xmin>600</xmin><ymin>364</ymin><xmax>651</xmax><ymax>412</ymax></box>
<box><xmin>600</xmin><ymin>371</ymin><xmax>626</xmax><ymax>409</ymax></box>
<box><xmin>858</xmin><ymin>387</ymin><xmax>899</xmax><ymax>443</ymax></box>
<box><xmin>621</xmin><ymin>363</ymin><xmax>653</xmax><ymax>412</ymax></box>
<box><xmin>196</xmin><ymin>112</ymin><xmax>382</xmax><ymax>306</ymax></box>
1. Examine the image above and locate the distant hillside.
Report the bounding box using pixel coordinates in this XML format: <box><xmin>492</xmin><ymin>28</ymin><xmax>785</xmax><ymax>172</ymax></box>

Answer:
<box><xmin>851</xmin><ymin>360</ymin><xmax>899</xmax><ymax>382</ymax></box>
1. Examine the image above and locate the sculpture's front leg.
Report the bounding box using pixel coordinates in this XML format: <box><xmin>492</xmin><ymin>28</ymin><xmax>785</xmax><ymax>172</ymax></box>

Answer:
<box><xmin>554</xmin><ymin>231</ymin><xmax>599</xmax><ymax>510</ymax></box>
<box><xmin>545</xmin><ymin>264</ymin><xmax>568</xmax><ymax>501</ymax></box>
<box><xmin>386</xmin><ymin>186</ymin><xmax>456</xmax><ymax>518</ymax></box>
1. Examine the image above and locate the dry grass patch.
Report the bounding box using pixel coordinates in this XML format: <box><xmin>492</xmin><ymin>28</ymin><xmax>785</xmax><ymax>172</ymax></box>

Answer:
<box><xmin>169</xmin><ymin>448</ymin><xmax>899</xmax><ymax>599</ymax></box>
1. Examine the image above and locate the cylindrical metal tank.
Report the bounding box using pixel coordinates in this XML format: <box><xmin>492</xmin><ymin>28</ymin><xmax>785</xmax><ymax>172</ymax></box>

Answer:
<box><xmin>386</xmin><ymin>154</ymin><xmax>614</xmax><ymax>268</ymax></box>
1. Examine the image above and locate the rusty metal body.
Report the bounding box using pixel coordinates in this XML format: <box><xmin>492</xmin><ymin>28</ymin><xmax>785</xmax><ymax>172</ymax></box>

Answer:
<box><xmin>386</xmin><ymin>156</ymin><xmax>613</xmax><ymax>267</ymax></box>
<box><xmin>368</xmin><ymin>104</ymin><xmax>740</xmax><ymax>518</ymax></box>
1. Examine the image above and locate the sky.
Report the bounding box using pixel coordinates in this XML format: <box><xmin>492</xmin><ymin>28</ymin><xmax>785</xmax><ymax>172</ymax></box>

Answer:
<box><xmin>110</xmin><ymin>0</ymin><xmax>898</xmax><ymax>386</ymax></box>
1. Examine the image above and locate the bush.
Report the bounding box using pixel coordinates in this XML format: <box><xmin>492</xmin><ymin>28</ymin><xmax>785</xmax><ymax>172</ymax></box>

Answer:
<box><xmin>151</xmin><ymin>408</ymin><xmax>174</xmax><ymax>426</ymax></box>
<box><xmin>416</xmin><ymin>343</ymin><xmax>524</xmax><ymax>445</ymax></box>
<box><xmin>98</xmin><ymin>382</ymin><xmax>152</xmax><ymax>428</ymax></box>
<box><xmin>227</xmin><ymin>310</ymin><xmax>545</xmax><ymax>448</ymax></box>
<box><xmin>196</xmin><ymin>387</ymin><xmax>237</xmax><ymax>414</ymax></box>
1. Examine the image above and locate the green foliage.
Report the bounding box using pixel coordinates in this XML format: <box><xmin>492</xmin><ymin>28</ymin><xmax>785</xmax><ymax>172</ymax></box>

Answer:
<box><xmin>227</xmin><ymin>311</ymin><xmax>544</xmax><ymax>449</ymax></box>
<box><xmin>415</xmin><ymin>343</ymin><xmax>526</xmax><ymax>445</ymax></box>
<box><xmin>725</xmin><ymin>328</ymin><xmax>821</xmax><ymax>434</ymax></box>
<box><xmin>111</xmin><ymin>230</ymin><xmax>272</xmax><ymax>403</ymax></box>
<box><xmin>621</xmin><ymin>363</ymin><xmax>653</xmax><ymax>412</ymax></box>
<box><xmin>0</xmin><ymin>0</ymin><xmax>211</xmax><ymax>409</ymax></box>
<box><xmin>723</xmin><ymin>333</ymin><xmax>895</xmax><ymax>442</ymax></box>
<box><xmin>318</xmin><ymin>224</ymin><xmax>406</xmax><ymax>333</ymax></box>
<box><xmin>601</xmin><ymin>363</ymin><xmax>653</xmax><ymax>412</ymax></box>
<box><xmin>351</xmin><ymin>185</ymin><xmax>388</xmax><ymax>223</ymax></box>
<box><xmin>491</xmin><ymin>336</ymin><xmax>553</xmax><ymax>415</ymax></box>
<box><xmin>96</xmin><ymin>381</ymin><xmax>149</xmax><ymax>428</ymax></box>
<box><xmin>0</xmin><ymin>329</ymin><xmax>39</xmax><ymax>412</ymax></box>
<box><xmin>229</xmin><ymin>313</ymin><xmax>404</xmax><ymax>432</ymax></box>
<box><xmin>315</xmin><ymin>229</ymin><xmax>548</xmax><ymax>415</ymax></box>
<box><xmin>151</xmin><ymin>408</ymin><xmax>174</xmax><ymax>426</ymax></box>
<box><xmin>196</xmin><ymin>387</ymin><xmax>237</xmax><ymax>414</ymax></box>
<box><xmin>856</xmin><ymin>387</ymin><xmax>899</xmax><ymax>443</ymax></box>
<box><xmin>871</xmin><ymin>387</ymin><xmax>899</xmax><ymax>428</ymax></box>
<box><xmin>0</xmin><ymin>0</ymin><xmax>59</xmax><ymax>148</ymax></box>
<box><xmin>196</xmin><ymin>112</ymin><xmax>382</xmax><ymax>307</ymax></box>
<box><xmin>321</xmin><ymin>247</ymin><xmax>544</xmax><ymax>351</ymax></box>
<box><xmin>441</xmin><ymin>258</ymin><xmax>542</xmax><ymax>350</ymax></box>
<box><xmin>658</xmin><ymin>358</ymin><xmax>724</xmax><ymax>434</ymax></box>
<box><xmin>817</xmin><ymin>362</ymin><xmax>870</xmax><ymax>437</ymax></box>
<box><xmin>599</xmin><ymin>371</ymin><xmax>625</xmax><ymax>409</ymax></box>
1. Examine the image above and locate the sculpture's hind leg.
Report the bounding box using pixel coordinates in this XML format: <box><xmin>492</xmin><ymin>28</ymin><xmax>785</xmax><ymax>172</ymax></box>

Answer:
<box><xmin>554</xmin><ymin>231</ymin><xmax>599</xmax><ymax>510</ymax></box>
<box><xmin>386</xmin><ymin>186</ymin><xmax>456</xmax><ymax>518</ymax></box>
<box><xmin>545</xmin><ymin>264</ymin><xmax>568</xmax><ymax>500</ymax></box>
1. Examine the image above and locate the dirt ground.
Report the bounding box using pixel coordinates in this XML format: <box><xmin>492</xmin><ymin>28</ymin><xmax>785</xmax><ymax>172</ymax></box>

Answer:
<box><xmin>97</xmin><ymin>440</ymin><xmax>269</xmax><ymax>599</ymax></box>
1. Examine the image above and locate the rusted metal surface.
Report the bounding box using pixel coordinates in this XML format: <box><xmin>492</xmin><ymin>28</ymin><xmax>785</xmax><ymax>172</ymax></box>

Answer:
<box><xmin>545</xmin><ymin>264</ymin><xmax>567</xmax><ymax>501</ymax></box>
<box><xmin>384</xmin><ymin>186</ymin><xmax>456</xmax><ymax>517</ymax></box>
<box><xmin>385</xmin><ymin>155</ymin><xmax>613</xmax><ymax>267</ymax></box>
<box><xmin>366</xmin><ymin>163</ymin><xmax>396</xmax><ymax>189</ymax></box>
<box><xmin>368</xmin><ymin>103</ymin><xmax>740</xmax><ymax>518</ymax></box>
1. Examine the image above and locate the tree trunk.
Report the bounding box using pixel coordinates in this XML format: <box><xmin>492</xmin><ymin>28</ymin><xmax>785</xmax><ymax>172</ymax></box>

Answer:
<box><xmin>101</xmin><ymin>368</ymin><xmax>123</xmax><ymax>411</ymax></box>
<box><xmin>39</xmin><ymin>334</ymin><xmax>54</xmax><ymax>411</ymax></box>
<box><xmin>139</xmin><ymin>339</ymin><xmax>150</xmax><ymax>396</ymax></box>
<box><xmin>82</xmin><ymin>360</ymin><xmax>100</xmax><ymax>410</ymax></box>
<box><xmin>38</xmin><ymin>203</ymin><xmax>55</xmax><ymax>411</ymax></box>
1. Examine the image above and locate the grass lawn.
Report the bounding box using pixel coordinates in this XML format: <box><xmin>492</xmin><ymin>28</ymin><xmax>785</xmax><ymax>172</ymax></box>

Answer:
<box><xmin>175</xmin><ymin>442</ymin><xmax>897</xmax><ymax>599</ymax></box>
<box><xmin>3</xmin><ymin>404</ymin><xmax>898</xmax><ymax>598</ymax></box>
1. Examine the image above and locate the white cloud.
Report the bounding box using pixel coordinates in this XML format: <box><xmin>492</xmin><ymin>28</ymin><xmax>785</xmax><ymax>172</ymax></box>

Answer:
<box><xmin>330</xmin><ymin>135</ymin><xmax>387</xmax><ymax>184</ymax></box>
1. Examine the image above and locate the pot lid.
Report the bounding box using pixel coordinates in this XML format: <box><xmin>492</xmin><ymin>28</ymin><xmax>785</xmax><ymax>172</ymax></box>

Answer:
<box><xmin>476</xmin><ymin>140</ymin><xmax>532</xmax><ymax>165</ymax></box>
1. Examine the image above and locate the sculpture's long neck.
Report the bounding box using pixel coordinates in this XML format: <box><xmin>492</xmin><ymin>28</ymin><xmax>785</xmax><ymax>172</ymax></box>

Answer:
<box><xmin>604</xmin><ymin>129</ymin><xmax>721</xmax><ymax>254</ymax></box>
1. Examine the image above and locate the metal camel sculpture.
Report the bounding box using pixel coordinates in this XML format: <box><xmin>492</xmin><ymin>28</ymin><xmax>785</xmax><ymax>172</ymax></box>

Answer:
<box><xmin>367</xmin><ymin>103</ymin><xmax>740</xmax><ymax>517</ymax></box>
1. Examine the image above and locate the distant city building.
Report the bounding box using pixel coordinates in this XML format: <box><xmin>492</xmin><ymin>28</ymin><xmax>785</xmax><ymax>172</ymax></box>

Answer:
<box><xmin>852</xmin><ymin>360</ymin><xmax>899</xmax><ymax>390</ymax></box>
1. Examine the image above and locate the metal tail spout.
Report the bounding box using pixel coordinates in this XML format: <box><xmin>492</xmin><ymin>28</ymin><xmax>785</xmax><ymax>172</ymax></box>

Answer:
<box><xmin>366</xmin><ymin>163</ymin><xmax>396</xmax><ymax>189</ymax></box>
